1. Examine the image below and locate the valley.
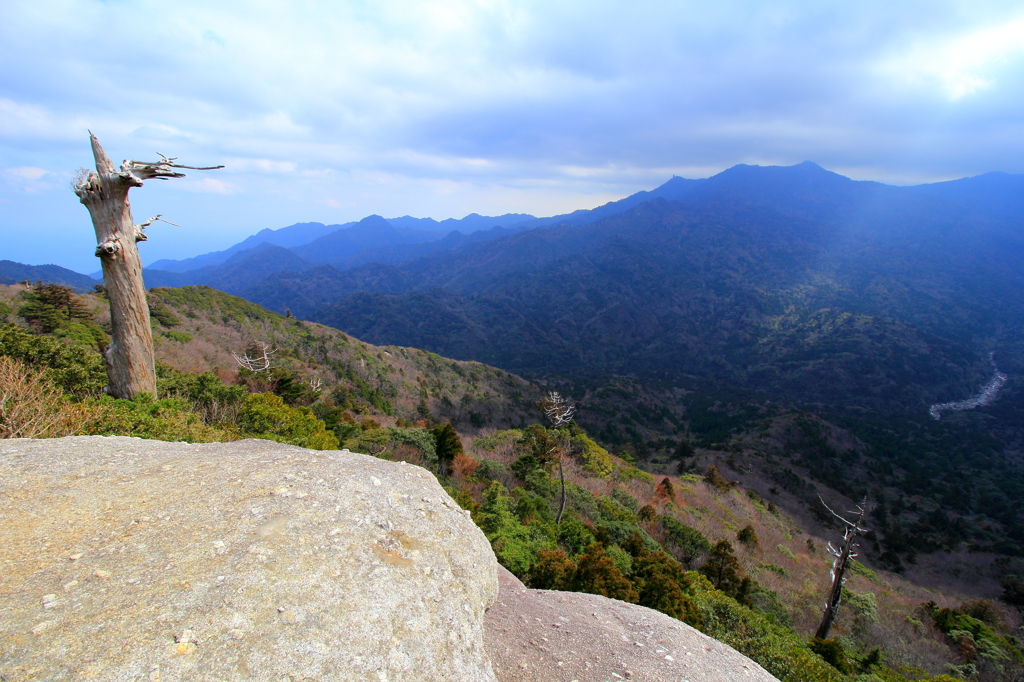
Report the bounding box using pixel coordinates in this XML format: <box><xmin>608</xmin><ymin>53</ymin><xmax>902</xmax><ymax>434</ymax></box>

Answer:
<box><xmin>4</xmin><ymin>161</ymin><xmax>1024</xmax><ymax>681</ymax></box>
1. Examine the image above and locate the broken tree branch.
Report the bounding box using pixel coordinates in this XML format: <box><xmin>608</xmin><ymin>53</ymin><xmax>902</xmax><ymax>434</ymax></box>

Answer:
<box><xmin>231</xmin><ymin>343</ymin><xmax>277</xmax><ymax>373</ymax></box>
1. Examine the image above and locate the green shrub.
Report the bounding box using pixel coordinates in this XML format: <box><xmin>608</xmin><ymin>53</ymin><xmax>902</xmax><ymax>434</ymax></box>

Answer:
<box><xmin>661</xmin><ymin>516</ymin><xmax>713</xmax><ymax>567</ymax></box>
<box><xmin>156</xmin><ymin>364</ymin><xmax>247</xmax><ymax>424</ymax></box>
<box><xmin>615</xmin><ymin>465</ymin><xmax>655</xmax><ymax>484</ymax></box>
<box><xmin>473</xmin><ymin>429</ymin><xmax>521</xmax><ymax>451</ymax></box>
<box><xmin>569</xmin><ymin>542</ymin><xmax>638</xmax><ymax>602</ymax></box>
<box><xmin>236</xmin><ymin>392</ymin><xmax>339</xmax><ymax>450</ymax></box>
<box><xmin>433</xmin><ymin>422</ymin><xmax>463</xmax><ymax>476</ymax></box>
<box><xmin>479</xmin><ymin>481</ymin><xmax>556</xmax><ymax>575</ymax></box>
<box><xmin>474</xmin><ymin>457</ymin><xmax>511</xmax><ymax>482</ymax></box>
<box><xmin>738</xmin><ymin>525</ymin><xmax>759</xmax><ymax>547</ymax></box>
<box><xmin>809</xmin><ymin>638</ymin><xmax>852</xmax><ymax>674</ymax></box>
<box><xmin>556</xmin><ymin>515</ymin><xmax>595</xmax><ymax>557</ymax></box>
<box><xmin>83</xmin><ymin>394</ymin><xmax>235</xmax><ymax>443</ymax></box>
<box><xmin>529</xmin><ymin>548</ymin><xmax>575</xmax><ymax>589</ymax></box>
<box><xmin>162</xmin><ymin>330</ymin><xmax>192</xmax><ymax>343</ymax></box>
<box><xmin>688</xmin><ymin>572</ymin><xmax>846</xmax><ymax>682</ymax></box>
<box><xmin>572</xmin><ymin>431</ymin><xmax>614</xmax><ymax>477</ymax></box>
<box><xmin>0</xmin><ymin>323</ymin><xmax>105</xmax><ymax>396</ymax></box>
<box><xmin>623</xmin><ymin>534</ymin><xmax>703</xmax><ymax>629</ymax></box>
<box><xmin>386</xmin><ymin>426</ymin><xmax>437</xmax><ymax>463</ymax></box>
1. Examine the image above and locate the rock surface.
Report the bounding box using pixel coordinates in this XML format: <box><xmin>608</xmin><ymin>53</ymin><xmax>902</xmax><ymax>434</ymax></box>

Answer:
<box><xmin>484</xmin><ymin>566</ymin><xmax>781</xmax><ymax>682</ymax></box>
<box><xmin>0</xmin><ymin>436</ymin><xmax>498</xmax><ymax>681</ymax></box>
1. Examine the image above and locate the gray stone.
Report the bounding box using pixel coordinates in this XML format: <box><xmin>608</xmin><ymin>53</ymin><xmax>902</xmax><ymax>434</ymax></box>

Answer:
<box><xmin>485</xmin><ymin>567</ymin><xmax>781</xmax><ymax>682</ymax></box>
<box><xmin>0</xmin><ymin>436</ymin><xmax>498</xmax><ymax>681</ymax></box>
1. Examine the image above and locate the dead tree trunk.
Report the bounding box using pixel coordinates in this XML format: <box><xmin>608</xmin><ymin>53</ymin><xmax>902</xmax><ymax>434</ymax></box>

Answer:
<box><xmin>73</xmin><ymin>133</ymin><xmax>221</xmax><ymax>399</ymax></box>
<box><xmin>815</xmin><ymin>497</ymin><xmax>869</xmax><ymax>640</ymax></box>
<box><xmin>540</xmin><ymin>391</ymin><xmax>576</xmax><ymax>525</ymax></box>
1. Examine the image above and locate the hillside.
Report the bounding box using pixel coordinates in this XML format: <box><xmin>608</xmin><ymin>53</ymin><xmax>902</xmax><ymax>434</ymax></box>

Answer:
<box><xmin>210</xmin><ymin>163</ymin><xmax>1024</xmax><ymax>580</ymax></box>
<box><xmin>3</xmin><ymin>281</ymin><xmax>1024</xmax><ymax>681</ymax></box>
<box><xmin>0</xmin><ymin>260</ymin><xmax>97</xmax><ymax>292</ymax></box>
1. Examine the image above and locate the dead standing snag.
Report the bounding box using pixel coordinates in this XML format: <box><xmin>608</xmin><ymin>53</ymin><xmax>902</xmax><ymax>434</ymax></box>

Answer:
<box><xmin>815</xmin><ymin>496</ymin><xmax>870</xmax><ymax>640</ymax></box>
<box><xmin>538</xmin><ymin>391</ymin><xmax>576</xmax><ymax>525</ymax></box>
<box><xmin>73</xmin><ymin>132</ymin><xmax>222</xmax><ymax>399</ymax></box>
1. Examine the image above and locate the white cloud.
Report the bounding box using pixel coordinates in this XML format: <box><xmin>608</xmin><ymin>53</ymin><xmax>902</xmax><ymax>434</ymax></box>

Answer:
<box><xmin>1</xmin><ymin>0</ymin><xmax>1023</xmax><ymax>272</ymax></box>
<box><xmin>880</xmin><ymin>15</ymin><xmax>1024</xmax><ymax>99</ymax></box>
<box><xmin>7</xmin><ymin>166</ymin><xmax>48</xmax><ymax>181</ymax></box>
<box><xmin>178</xmin><ymin>178</ymin><xmax>238</xmax><ymax>195</ymax></box>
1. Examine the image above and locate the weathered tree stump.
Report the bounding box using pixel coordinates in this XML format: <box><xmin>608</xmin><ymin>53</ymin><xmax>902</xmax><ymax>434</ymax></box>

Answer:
<box><xmin>73</xmin><ymin>133</ymin><xmax>221</xmax><ymax>399</ymax></box>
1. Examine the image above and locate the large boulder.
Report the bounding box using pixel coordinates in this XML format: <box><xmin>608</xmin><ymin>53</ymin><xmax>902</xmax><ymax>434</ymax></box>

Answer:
<box><xmin>0</xmin><ymin>436</ymin><xmax>498</xmax><ymax>681</ymax></box>
<box><xmin>485</xmin><ymin>567</ymin><xmax>781</xmax><ymax>682</ymax></box>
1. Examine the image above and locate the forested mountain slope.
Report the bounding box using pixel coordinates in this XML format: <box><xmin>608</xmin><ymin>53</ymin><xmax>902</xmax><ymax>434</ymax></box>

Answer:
<box><xmin>229</xmin><ymin>163</ymin><xmax>1024</xmax><ymax>574</ymax></box>
<box><xmin>3</xmin><ymin>280</ymin><xmax>1023</xmax><ymax>682</ymax></box>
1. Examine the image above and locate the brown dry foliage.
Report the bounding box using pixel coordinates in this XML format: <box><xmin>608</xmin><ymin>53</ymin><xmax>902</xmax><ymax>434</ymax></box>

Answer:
<box><xmin>0</xmin><ymin>357</ymin><xmax>94</xmax><ymax>438</ymax></box>
<box><xmin>452</xmin><ymin>452</ymin><xmax>480</xmax><ymax>480</ymax></box>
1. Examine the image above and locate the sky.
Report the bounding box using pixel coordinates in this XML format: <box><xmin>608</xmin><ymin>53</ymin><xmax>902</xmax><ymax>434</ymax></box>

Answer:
<box><xmin>2</xmin><ymin>0</ymin><xmax>1023</xmax><ymax>273</ymax></box>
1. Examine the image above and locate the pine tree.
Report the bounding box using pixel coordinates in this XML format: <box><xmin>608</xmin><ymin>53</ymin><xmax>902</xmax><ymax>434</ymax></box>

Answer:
<box><xmin>432</xmin><ymin>422</ymin><xmax>463</xmax><ymax>477</ymax></box>
<box><xmin>18</xmin><ymin>282</ymin><xmax>92</xmax><ymax>333</ymax></box>
<box><xmin>655</xmin><ymin>477</ymin><xmax>675</xmax><ymax>501</ymax></box>
<box><xmin>529</xmin><ymin>549</ymin><xmax>575</xmax><ymax>590</ymax></box>
<box><xmin>570</xmin><ymin>542</ymin><xmax>638</xmax><ymax>602</ymax></box>
<box><xmin>703</xmin><ymin>464</ymin><xmax>731</xmax><ymax>493</ymax></box>
<box><xmin>700</xmin><ymin>540</ymin><xmax>752</xmax><ymax>604</ymax></box>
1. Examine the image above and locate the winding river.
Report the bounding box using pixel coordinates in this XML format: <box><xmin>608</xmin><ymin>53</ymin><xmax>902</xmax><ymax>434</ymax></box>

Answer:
<box><xmin>929</xmin><ymin>353</ymin><xmax>1008</xmax><ymax>420</ymax></box>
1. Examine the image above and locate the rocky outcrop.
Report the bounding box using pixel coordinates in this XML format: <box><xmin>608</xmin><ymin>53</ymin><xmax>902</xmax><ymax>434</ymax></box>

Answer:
<box><xmin>485</xmin><ymin>566</ymin><xmax>781</xmax><ymax>682</ymax></box>
<box><xmin>0</xmin><ymin>436</ymin><xmax>497</xmax><ymax>681</ymax></box>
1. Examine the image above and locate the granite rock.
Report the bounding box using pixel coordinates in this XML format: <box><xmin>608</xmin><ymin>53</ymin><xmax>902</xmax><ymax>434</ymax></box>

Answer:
<box><xmin>0</xmin><ymin>436</ymin><xmax>498</xmax><ymax>681</ymax></box>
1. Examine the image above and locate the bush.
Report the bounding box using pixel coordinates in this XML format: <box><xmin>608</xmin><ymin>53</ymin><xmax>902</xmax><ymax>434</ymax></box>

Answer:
<box><xmin>529</xmin><ymin>548</ymin><xmax>575</xmax><ymax>589</ymax></box>
<box><xmin>83</xmin><ymin>394</ymin><xmax>235</xmax><ymax>443</ymax></box>
<box><xmin>737</xmin><ymin>525</ymin><xmax>760</xmax><ymax>547</ymax></box>
<box><xmin>703</xmin><ymin>464</ymin><xmax>732</xmax><ymax>493</ymax></box>
<box><xmin>661</xmin><ymin>516</ymin><xmax>713</xmax><ymax>567</ymax></box>
<box><xmin>700</xmin><ymin>540</ymin><xmax>753</xmax><ymax>604</ymax></box>
<box><xmin>433</xmin><ymin>422</ymin><xmax>463</xmax><ymax>476</ymax></box>
<box><xmin>572</xmin><ymin>431</ymin><xmax>614</xmax><ymax>477</ymax></box>
<box><xmin>0</xmin><ymin>356</ymin><xmax>92</xmax><ymax>438</ymax></box>
<box><xmin>623</xmin><ymin>533</ymin><xmax>703</xmax><ymax>629</ymax></box>
<box><xmin>386</xmin><ymin>426</ymin><xmax>438</xmax><ymax>463</ymax></box>
<box><xmin>688</xmin><ymin>572</ymin><xmax>846</xmax><ymax>682</ymax></box>
<box><xmin>809</xmin><ymin>638</ymin><xmax>852</xmax><ymax>674</ymax></box>
<box><xmin>479</xmin><ymin>481</ymin><xmax>556</xmax><ymax>575</ymax></box>
<box><xmin>157</xmin><ymin>364</ymin><xmax>246</xmax><ymax>424</ymax></box>
<box><xmin>0</xmin><ymin>323</ymin><xmax>105</xmax><ymax>396</ymax></box>
<box><xmin>569</xmin><ymin>542</ymin><xmax>638</xmax><ymax>602</ymax></box>
<box><xmin>236</xmin><ymin>392</ymin><xmax>339</xmax><ymax>450</ymax></box>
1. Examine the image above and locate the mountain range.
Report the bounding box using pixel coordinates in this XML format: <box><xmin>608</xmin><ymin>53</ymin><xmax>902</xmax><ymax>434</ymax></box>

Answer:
<box><xmin>167</xmin><ymin>162</ymin><xmax>1020</xmax><ymax>413</ymax></box>
<box><xmin>8</xmin><ymin>160</ymin><xmax>1024</xmax><ymax>568</ymax></box>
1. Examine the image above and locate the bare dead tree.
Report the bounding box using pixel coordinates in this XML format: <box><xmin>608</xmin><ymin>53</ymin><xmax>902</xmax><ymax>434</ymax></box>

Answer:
<box><xmin>815</xmin><ymin>495</ymin><xmax>870</xmax><ymax>640</ymax></box>
<box><xmin>541</xmin><ymin>391</ymin><xmax>576</xmax><ymax>427</ymax></box>
<box><xmin>73</xmin><ymin>132</ymin><xmax>222</xmax><ymax>399</ymax></box>
<box><xmin>231</xmin><ymin>342</ymin><xmax>277</xmax><ymax>373</ymax></box>
<box><xmin>539</xmin><ymin>391</ymin><xmax>576</xmax><ymax>524</ymax></box>
<box><xmin>308</xmin><ymin>377</ymin><xmax>323</xmax><ymax>393</ymax></box>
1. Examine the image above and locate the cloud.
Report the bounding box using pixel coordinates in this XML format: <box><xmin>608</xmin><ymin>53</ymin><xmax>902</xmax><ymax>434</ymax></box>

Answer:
<box><xmin>179</xmin><ymin>178</ymin><xmax>238</xmax><ymax>195</ymax></box>
<box><xmin>881</xmin><ymin>15</ymin><xmax>1024</xmax><ymax>99</ymax></box>
<box><xmin>7</xmin><ymin>166</ymin><xmax>48</xmax><ymax>181</ymax></box>
<box><xmin>1</xmin><ymin>0</ymin><xmax>1023</xmax><ymax>273</ymax></box>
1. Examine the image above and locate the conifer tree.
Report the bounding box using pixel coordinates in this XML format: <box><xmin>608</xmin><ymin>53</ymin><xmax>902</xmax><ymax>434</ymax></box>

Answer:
<box><xmin>432</xmin><ymin>422</ymin><xmax>463</xmax><ymax>477</ymax></box>
<box><xmin>700</xmin><ymin>540</ymin><xmax>752</xmax><ymax>604</ymax></box>
<box><xmin>570</xmin><ymin>542</ymin><xmax>638</xmax><ymax>602</ymax></box>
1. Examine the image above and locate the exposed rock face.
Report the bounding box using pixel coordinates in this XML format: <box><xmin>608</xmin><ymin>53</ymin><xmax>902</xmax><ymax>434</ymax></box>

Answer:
<box><xmin>0</xmin><ymin>437</ymin><xmax>498</xmax><ymax>681</ymax></box>
<box><xmin>485</xmin><ymin>566</ymin><xmax>781</xmax><ymax>682</ymax></box>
